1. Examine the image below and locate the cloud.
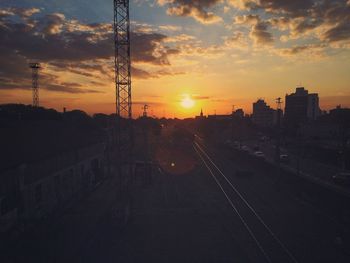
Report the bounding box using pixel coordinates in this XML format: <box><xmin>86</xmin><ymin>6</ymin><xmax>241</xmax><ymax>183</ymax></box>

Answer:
<box><xmin>132</xmin><ymin>66</ymin><xmax>184</xmax><ymax>79</ymax></box>
<box><xmin>0</xmin><ymin>7</ymin><xmax>183</xmax><ymax>93</ymax></box>
<box><xmin>224</xmin><ymin>31</ymin><xmax>249</xmax><ymax>48</ymax></box>
<box><xmin>229</xmin><ymin>0</ymin><xmax>314</xmax><ymax>16</ymax></box>
<box><xmin>0</xmin><ymin>7</ymin><xmax>40</xmax><ymax>19</ymax></box>
<box><xmin>235</xmin><ymin>15</ymin><xmax>274</xmax><ymax>45</ymax></box>
<box><xmin>0</xmin><ymin>74</ymin><xmax>102</xmax><ymax>94</ymax></box>
<box><xmin>276</xmin><ymin>44</ymin><xmax>327</xmax><ymax>58</ymax></box>
<box><xmin>45</xmin><ymin>84</ymin><xmax>102</xmax><ymax>94</ymax></box>
<box><xmin>131</xmin><ymin>32</ymin><xmax>180</xmax><ymax>65</ymax></box>
<box><xmin>231</xmin><ymin>0</ymin><xmax>350</xmax><ymax>51</ymax></box>
<box><xmin>192</xmin><ymin>95</ymin><xmax>210</xmax><ymax>100</ymax></box>
<box><xmin>158</xmin><ymin>0</ymin><xmax>223</xmax><ymax>24</ymax></box>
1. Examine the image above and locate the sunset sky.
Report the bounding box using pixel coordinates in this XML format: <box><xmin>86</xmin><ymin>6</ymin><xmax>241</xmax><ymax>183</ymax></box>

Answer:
<box><xmin>0</xmin><ymin>0</ymin><xmax>349</xmax><ymax>118</ymax></box>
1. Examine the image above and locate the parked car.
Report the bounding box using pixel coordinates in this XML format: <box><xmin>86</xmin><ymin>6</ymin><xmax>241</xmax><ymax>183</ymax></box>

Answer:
<box><xmin>332</xmin><ymin>172</ymin><xmax>350</xmax><ymax>185</ymax></box>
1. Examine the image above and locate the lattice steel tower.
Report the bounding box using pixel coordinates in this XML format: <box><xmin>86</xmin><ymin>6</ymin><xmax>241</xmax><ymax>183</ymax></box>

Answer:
<box><xmin>114</xmin><ymin>0</ymin><xmax>132</xmax><ymax>119</ymax></box>
<box><xmin>114</xmin><ymin>0</ymin><xmax>133</xmax><ymax>205</ymax></box>
<box><xmin>29</xmin><ymin>62</ymin><xmax>41</xmax><ymax>107</ymax></box>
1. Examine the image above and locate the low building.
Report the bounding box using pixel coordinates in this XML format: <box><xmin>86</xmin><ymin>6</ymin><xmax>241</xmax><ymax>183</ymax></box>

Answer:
<box><xmin>0</xmin><ymin>105</ymin><xmax>109</xmax><ymax>232</ymax></box>
<box><xmin>1</xmin><ymin>142</ymin><xmax>107</xmax><ymax>232</ymax></box>
<box><xmin>207</xmin><ymin>114</ymin><xmax>232</xmax><ymax>120</ymax></box>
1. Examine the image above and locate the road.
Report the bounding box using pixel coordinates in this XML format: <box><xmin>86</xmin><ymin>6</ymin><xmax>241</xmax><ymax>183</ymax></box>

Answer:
<box><xmin>241</xmin><ymin>138</ymin><xmax>350</xmax><ymax>194</ymax></box>
<box><xmin>194</xmin><ymin>137</ymin><xmax>350</xmax><ymax>262</ymax></box>
<box><xmin>3</xmin><ymin>136</ymin><xmax>350</xmax><ymax>262</ymax></box>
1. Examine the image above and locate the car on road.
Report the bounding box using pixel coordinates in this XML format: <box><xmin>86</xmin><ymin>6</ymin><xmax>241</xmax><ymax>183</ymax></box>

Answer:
<box><xmin>332</xmin><ymin>172</ymin><xmax>350</xmax><ymax>185</ymax></box>
<box><xmin>224</xmin><ymin>139</ymin><xmax>232</xmax><ymax>146</ymax></box>
<box><xmin>233</xmin><ymin>141</ymin><xmax>240</xmax><ymax>148</ymax></box>
<box><xmin>241</xmin><ymin>145</ymin><xmax>250</xmax><ymax>152</ymax></box>
<box><xmin>254</xmin><ymin>151</ymin><xmax>265</xmax><ymax>159</ymax></box>
<box><xmin>280</xmin><ymin>154</ymin><xmax>290</xmax><ymax>164</ymax></box>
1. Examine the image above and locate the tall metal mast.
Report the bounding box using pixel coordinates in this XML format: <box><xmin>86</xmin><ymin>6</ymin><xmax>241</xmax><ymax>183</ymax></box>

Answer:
<box><xmin>114</xmin><ymin>0</ymin><xmax>132</xmax><ymax>119</ymax></box>
<box><xmin>114</xmin><ymin>0</ymin><xmax>133</xmax><ymax>221</ymax></box>
<box><xmin>29</xmin><ymin>62</ymin><xmax>41</xmax><ymax>107</ymax></box>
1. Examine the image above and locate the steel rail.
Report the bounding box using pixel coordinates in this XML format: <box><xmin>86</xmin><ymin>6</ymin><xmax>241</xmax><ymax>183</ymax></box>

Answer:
<box><xmin>193</xmin><ymin>145</ymin><xmax>273</xmax><ymax>263</ymax></box>
<box><xmin>194</xmin><ymin>141</ymin><xmax>299</xmax><ymax>263</ymax></box>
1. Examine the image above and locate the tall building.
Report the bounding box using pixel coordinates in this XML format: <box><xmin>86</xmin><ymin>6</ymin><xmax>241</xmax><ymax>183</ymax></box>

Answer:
<box><xmin>285</xmin><ymin>87</ymin><xmax>320</xmax><ymax>125</ymax></box>
<box><xmin>307</xmin><ymin>93</ymin><xmax>320</xmax><ymax>120</ymax></box>
<box><xmin>252</xmin><ymin>99</ymin><xmax>276</xmax><ymax>127</ymax></box>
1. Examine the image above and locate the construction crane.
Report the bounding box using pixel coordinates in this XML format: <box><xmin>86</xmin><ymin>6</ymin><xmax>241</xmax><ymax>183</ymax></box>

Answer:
<box><xmin>29</xmin><ymin>62</ymin><xmax>41</xmax><ymax>107</ymax></box>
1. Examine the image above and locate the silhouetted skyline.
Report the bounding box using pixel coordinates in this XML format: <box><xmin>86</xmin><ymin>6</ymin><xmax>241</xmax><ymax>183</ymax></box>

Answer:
<box><xmin>1</xmin><ymin>1</ymin><xmax>350</xmax><ymax>118</ymax></box>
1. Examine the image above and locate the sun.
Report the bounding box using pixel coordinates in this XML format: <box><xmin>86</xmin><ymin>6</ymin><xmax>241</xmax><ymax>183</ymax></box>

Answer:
<box><xmin>181</xmin><ymin>95</ymin><xmax>195</xmax><ymax>109</ymax></box>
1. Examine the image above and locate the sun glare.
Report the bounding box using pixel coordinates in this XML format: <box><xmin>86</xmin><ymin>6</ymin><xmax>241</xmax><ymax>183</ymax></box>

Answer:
<box><xmin>181</xmin><ymin>95</ymin><xmax>195</xmax><ymax>109</ymax></box>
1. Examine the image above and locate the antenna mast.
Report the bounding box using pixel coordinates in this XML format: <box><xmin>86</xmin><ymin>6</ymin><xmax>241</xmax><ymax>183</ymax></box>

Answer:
<box><xmin>114</xmin><ymin>0</ymin><xmax>132</xmax><ymax>119</ymax></box>
<box><xmin>29</xmin><ymin>62</ymin><xmax>41</xmax><ymax>107</ymax></box>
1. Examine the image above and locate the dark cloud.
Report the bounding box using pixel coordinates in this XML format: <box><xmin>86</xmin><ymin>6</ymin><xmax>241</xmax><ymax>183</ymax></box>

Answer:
<box><xmin>132</xmin><ymin>66</ymin><xmax>184</xmax><ymax>79</ymax></box>
<box><xmin>192</xmin><ymin>95</ymin><xmax>210</xmax><ymax>100</ymax></box>
<box><xmin>0</xmin><ymin>8</ymin><xmax>181</xmax><ymax>93</ymax></box>
<box><xmin>45</xmin><ymin>84</ymin><xmax>102</xmax><ymax>94</ymax></box>
<box><xmin>231</xmin><ymin>0</ymin><xmax>314</xmax><ymax>16</ymax></box>
<box><xmin>250</xmin><ymin>20</ymin><xmax>273</xmax><ymax>45</ymax></box>
<box><xmin>323</xmin><ymin>22</ymin><xmax>350</xmax><ymax>42</ymax></box>
<box><xmin>233</xmin><ymin>0</ymin><xmax>350</xmax><ymax>48</ymax></box>
<box><xmin>257</xmin><ymin>0</ymin><xmax>315</xmax><ymax>16</ymax></box>
<box><xmin>0</xmin><ymin>77</ymin><xmax>101</xmax><ymax>94</ymax></box>
<box><xmin>158</xmin><ymin>0</ymin><xmax>222</xmax><ymax>23</ymax></box>
<box><xmin>277</xmin><ymin>44</ymin><xmax>325</xmax><ymax>56</ymax></box>
<box><xmin>318</xmin><ymin>1</ymin><xmax>350</xmax><ymax>42</ymax></box>
<box><xmin>132</xmin><ymin>67</ymin><xmax>153</xmax><ymax>79</ymax></box>
<box><xmin>131</xmin><ymin>32</ymin><xmax>180</xmax><ymax>65</ymax></box>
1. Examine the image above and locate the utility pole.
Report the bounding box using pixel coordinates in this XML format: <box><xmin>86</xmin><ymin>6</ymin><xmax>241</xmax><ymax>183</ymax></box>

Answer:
<box><xmin>231</xmin><ymin>105</ymin><xmax>235</xmax><ymax>141</ymax></box>
<box><xmin>142</xmin><ymin>104</ymin><xmax>149</xmax><ymax>118</ymax></box>
<box><xmin>274</xmin><ymin>97</ymin><xmax>283</xmax><ymax>186</ymax></box>
<box><xmin>114</xmin><ymin>0</ymin><xmax>133</xmax><ymax>223</ymax></box>
<box><xmin>29</xmin><ymin>62</ymin><xmax>41</xmax><ymax>107</ymax></box>
<box><xmin>275</xmin><ymin>98</ymin><xmax>282</xmax><ymax>163</ymax></box>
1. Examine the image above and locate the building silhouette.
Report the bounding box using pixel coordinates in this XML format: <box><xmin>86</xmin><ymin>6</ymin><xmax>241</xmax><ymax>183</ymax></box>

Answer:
<box><xmin>252</xmin><ymin>99</ymin><xmax>276</xmax><ymax>127</ymax></box>
<box><xmin>233</xmin><ymin>109</ymin><xmax>244</xmax><ymax>119</ymax></box>
<box><xmin>285</xmin><ymin>87</ymin><xmax>320</xmax><ymax>125</ymax></box>
<box><xmin>195</xmin><ymin>108</ymin><xmax>206</xmax><ymax>119</ymax></box>
<box><xmin>0</xmin><ymin>105</ymin><xmax>109</xmax><ymax>232</ymax></box>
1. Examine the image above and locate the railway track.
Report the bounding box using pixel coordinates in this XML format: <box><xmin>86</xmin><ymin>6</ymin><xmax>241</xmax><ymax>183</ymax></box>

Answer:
<box><xmin>193</xmin><ymin>140</ymin><xmax>299</xmax><ymax>263</ymax></box>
